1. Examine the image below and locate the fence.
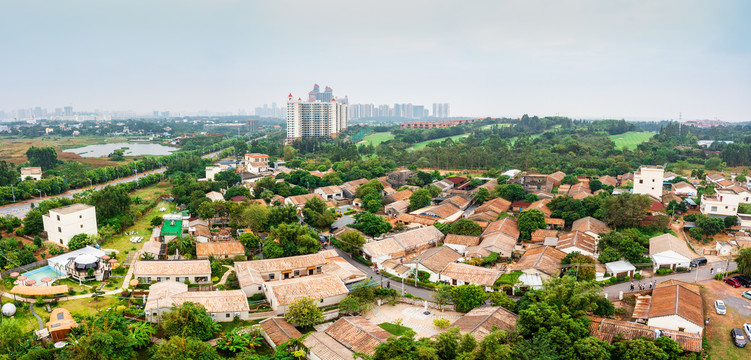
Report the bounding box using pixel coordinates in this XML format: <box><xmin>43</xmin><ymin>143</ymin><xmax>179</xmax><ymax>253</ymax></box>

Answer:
<box><xmin>399</xmin><ymin>296</ymin><xmax>456</xmax><ymax>312</ymax></box>
<box><xmin>1</xmin><ymin>259</ymin><xmax>49</xmax><ymax>277</ymax></box>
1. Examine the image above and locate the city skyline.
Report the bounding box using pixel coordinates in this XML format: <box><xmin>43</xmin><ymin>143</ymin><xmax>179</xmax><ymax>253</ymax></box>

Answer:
<box><xmin>1</xmin><ymin>1</ymin><xmax>750</xmax><ymax>122</ymax></box>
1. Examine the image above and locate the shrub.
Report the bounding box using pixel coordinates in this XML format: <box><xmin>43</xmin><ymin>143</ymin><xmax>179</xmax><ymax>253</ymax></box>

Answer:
<box><xmin>354</xmin><ymin>256</ymin><xmax>372</xmax><ymax>266</ymax></box>
<box><xmin>676</xmin><ymin>267</ymin><xmax>687</xmax><ymax>272</ymax></box>
<box><xmin>614</xmin><ymin>307</ymin><xmax>627</xmax><ymax>315</ymax></box>
<box><xmin>608</xmin><ymin>277</ymin><xmax>618</xmax><ymax>285</ymax></box>
<box><xmin>593</xmin><ymin>298</ymin><xmax>615</xmax><ymax>317</ymax></box>
<box><xmin>433</xmin><ymin>318</ymin><xmax>450</xmax><ymax>329</ymax></box>
<box><xmin>683</xmin><ymin>213</ymin><xmax>697</xmax><ymax>222</ymax></box>
<box><xmin>656</xmin><ymin>268</ymin><xmax>673</xmax><ymax>276</ymax></box>
<box><xmin>633</xmin><ymin>273</ymin><xmax>642</xmax><ymax>280</ymax></box>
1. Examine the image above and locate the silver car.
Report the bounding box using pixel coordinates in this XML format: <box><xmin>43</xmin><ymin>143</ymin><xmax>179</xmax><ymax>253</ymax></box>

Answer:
<box><xmin>744</xmin><ymin>323</ymin><xmax>751</xmax><ymax>340</ymax></box>
<box><xmin>715</xmin><ymin>300</ymin><xmax>726</xmax><ymax>315</ymax></box>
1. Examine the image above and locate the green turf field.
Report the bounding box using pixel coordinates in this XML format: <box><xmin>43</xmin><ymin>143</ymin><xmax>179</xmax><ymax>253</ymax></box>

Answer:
<box><xmin>411</xmin><ymin>133</ymin><xmax>470</xmax><ymax>150</ymax></box>
<box><xmin>608</xmin><ymin>131</ymin><xmax>655</xmax><ymax>150</ymax></box>
<box><xmin>361</xmin><ymin>132</ymin><xmax>395</xmax><ymax>146</ymax></box>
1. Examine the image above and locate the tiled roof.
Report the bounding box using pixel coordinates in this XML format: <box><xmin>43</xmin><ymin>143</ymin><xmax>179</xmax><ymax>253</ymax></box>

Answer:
<box><xmin>649</xmin><ymin>234</ymin><xmax>694</xmax><ymax>259</ymax></box>
<box><xmin>286</xmin><ymin>193</ymin><xmax>324</xmax><ymax>205</ymax></box>
<box><xmin>556</xmin><ymin>231</ymin><xmax>597</xmax><ymax>254</ymax></box>
<box><xmin>385</xmin><ymin>189</ymin><xmax>413</xmax><ymax>203</ymax></box>
<box><xmin>588</xmin><ymin>317</ymin><xmax>701</xmax><ymax>352</ymax></box>
<box><xmin>322</xmin><ymin>260</ymin><xmax>367</xmax><ymax>284</ymax></box>
<box><xmin>464</xmin><ymin>245</ymin><xmax>492</xmax><ymax>258</ymax></box>
<box><xmin>196</xmin><ymin>241</ymin><xmax>245</xmax><ymax>257</ymax></box>
<box><xmin>548</xmin><ymin>171</ymin><xmax>566</xmax><ymax>182</ymax></box>
<box><xmin>451</xmin><ymin>306</ymin><xmax>518</xmax><ymax>341</ymax></box>
<box><xmin>362</xmin><ymin>238</ymin><xmax>404</xmax><ymax>258</ymax></box>
<box><xmin>304</xmin><ymin>332</ymin><xmax>355</xmax><ymax>360</ymax></box>
<box><xmin>395</xmin><ymin>213</ymin><xmax>437</xmax><ymax>225</ymax></box>
<box><xmin>392</xmin><ymin>226</ymin><xmax>444</xmax><ymax>250</ymax></box>
<box><xmin>144</xmin><ymin>281</ymin><xmax>189</xmax><ymax>311</ymax></box>
<box><xmin>598</xmin><ymin>175</ymin><xmax>618</xmax><ymax>187</ymax></box>
<box><xmin>479</xmin><ymin>232</ymin><xmax>517</xmax><ymax>254</ymax></box>
<box><xmin>482</xmin><ymin>218</ymin><xmax>520</xmax><ymax>239</ymax></box>
<box><xmin>265</xmin><ymin>274</ymin><xmax>349</xmax><ymax>306</ymax></box>
<box><xmin>672</xmin><ymin>182</ymin><xmax>695</xmax><ymax>191</ymax></box>
<box><xmin>407</xmin><ymin>246</ymin><xmax>461</xmax><ymax>273</ymax></box>
<box><xmin>527</xmin><ymin>199</ymin><xmax>552</xmax><ymax>216</ymax></box>
<box><xmin>420</xmin><ymin>203</ymin><xmax>461</xmax><ymax>219</ymax></box>
<box><xmin>381</xmin><ymin>259</ymin><xmax>410</xmax><ymax>275</ymax></box>
<box><xmin>235</xmin><ymin>253</ymin><xmax>327</xmax><ymax>274</ymax></box>
<box><xmin>474</xmin><ymin>197</ymin><xmax>511</xmax><ymax>214</ymax></box>
<box><xmin>171</xmin><ymin>290</ymin><xmax>250</xmax><ymax>313</ymax></box>
<box><xmin>531</xmin><ymin>229</ymin><xmax>558</xmax><ymax>243</ymax></box>
<box><xmin>133</xmin><ymin>260</ymin><xmax>211</xmax><ymax>276</ymax></box>
<box><xmin>440</xmin><ymin>263</ymin><xmax>501</xmax><ymax>286</ymax></box>
<box><xmin>444</xmin><ymin>234</ymin><xmax>481</xmax><ymax>247</ymax></box>
<box><xmin>648</xmin><ymin>281</ymin><xmax>703</xmax><ymax>328</ymax></box>
<box><xmin>46</xmin><ymin>308</ymin><xmax>77</xmax><ymax>332</ymax></box>
<box><xmin>514</xmin><ymin>245</ymin><xmax>566</xmax><ymax>277</ymax></box>
<box><xmin>325</xmin><ymin>316</ymin><xmax>391</xmax><ymax>356</ymax></box>
<box><xmin>260</xmin><ymin>317</ymin><xmax>302</xmax><ymax>347</ymax></box>
<box><xmin>317</xmin><ymin>185</ymin><xmax>343</xmax><ymax>195</ymax></box>
<box><xmin>571</xmin><ymin>216</ymin><xmax>610</xmax><ymax>235</ymax></box>
<box><xmin>442</xmin><ymin>195</ymin><xmax>470</xmax><ymax>209</ymax></box>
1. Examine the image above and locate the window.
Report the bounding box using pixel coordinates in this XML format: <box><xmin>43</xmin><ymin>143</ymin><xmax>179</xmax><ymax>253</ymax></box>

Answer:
<box><xmin>639</xmin><ymin>180</ymin><xmax>643</xmax><ymax>184</ymax></box>
<box><xmin>226</xmin><ymin>313</ymin><xmax>231</xmax><ymax>318</ymax></box>
<box><xmin>269</xmin><ymin>273</ymin><xmax>275</xmax><ymax>280</ymax></box>
<box><xmin>711</xmin><ymin>206</ymin><xmax>718</xmax><ymax>212</ymax></box>
<box><xmin>258</xmin><ymin>286</ymin><xmax>261</xmax><ymax>291</ymax></box>
<box><xmin>58</xmin><ymin>227</ymin><xmax>62</xmax><ymax>233</ymax></box>
<box><xmin>316</xmin><ymin>266</ymin><xmax>322</xmax><ymax>273</ymax></box>
<box><xmin>294</xmin><ymin>270</ymin><xmax>300</xmax><ymax>276</ymax></box>
<box><xmin>57</xmin><ymin>215</ymin><xmax>60</xmax><ymax>221</ymax></box>
<box><xmin>320</xmin><ymin>299</ymin><xmax>324</xmax><ymax>303</ymax></box>
<box><xmin>678</xmin><ymin>327</ymin><xmax>685</xmax><ymax>332</ymax></box>
<box><xmin>79</xmin><ymin>215</ymin><xmax>82</xmax><ymax>219</ymax></box>
<box><xmin>80</xmin><ymin>224</ymin><xmax>83</xmax><ymax>228</ymax></box>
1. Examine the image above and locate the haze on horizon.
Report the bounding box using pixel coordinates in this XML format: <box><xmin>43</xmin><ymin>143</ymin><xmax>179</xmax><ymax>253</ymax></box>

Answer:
<box><xmin>1</xmin><ymin>0</ymin><xmax>749</xmax><ymax>122</ymax></box>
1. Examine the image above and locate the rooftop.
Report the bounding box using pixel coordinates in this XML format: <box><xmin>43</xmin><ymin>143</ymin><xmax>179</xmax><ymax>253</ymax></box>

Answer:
<box><xmin>325</xmin><ymin>316</ymin><xmax>391</xmax><ymax>356</ymax></box>
<box><xmin>406</xmin><ymin>246</ymin><xmax>461</xmax><ymax>273</ymax></box>
<box><xmin>196</xmin><ymin>241</ymin><xmax>245</xmax><ymax>257</ymax></box>
<box><xmin>514</xmin><ymin>245</ymin><xmax>566</xmax><ymax>277</ymax></box>
<box><xmin>235</xmin><ymin>253</ymin><xmax>327</xmax><ymax>274</ymax></box>
<box><xmin>440</xmin><ymin>263</ymin><xmax>501</xmax><ymax>286</ymax></box>
<box><xmin>133</xmin><ymin>260</ymin><xmax>211</xmax><ymax>276</ymax></box>
<box><xmin>451</xmin><ymin>306</ymin><xmax>518</xmax><ymax>341</ymax></box>
<box><xmin>264</xmin><ymin>274</ymin><xmax>349</xmax><ymax>306</ymax></box>
<box><xmin>260</xmin><ymin>317</ymin><xmax>303</xmax><ymax>347</ymax></box>
<box><xmin>48</xmin><ymin>203</ymin><xmax>94</xmax><ymax>215</ymax></box>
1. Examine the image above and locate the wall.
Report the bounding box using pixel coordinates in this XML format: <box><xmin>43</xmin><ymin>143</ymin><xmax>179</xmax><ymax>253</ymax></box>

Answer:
<box><xmin>647</xmin><ymin>315</ymin><xmax>703</xmax><ymax>335</ymax></box>
<box><xmin>399</xmin><ymin>296</ymin><xmax>456</xmax><ymax>312</ymax></box>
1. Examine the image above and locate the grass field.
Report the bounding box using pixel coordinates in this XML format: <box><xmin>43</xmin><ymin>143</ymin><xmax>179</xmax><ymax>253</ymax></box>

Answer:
<box><xmin>378</xmin><ymin>322</ymin><xmax>413</xmax><ymax>336</ymax></box>
<box><xmin>361</xmin><ymin>132</ymin><xmax>395</xmax><ymax>147</ymax></box>
<box><xmin>0</xmin><ymin>135</ymin><xmax>124</xmax><ymax>165</ymax></box>
<box><xmin>411</xmin><ymin>133</ymin><xmax>470</xmax><ymax>150</ymax></box>
<box><xmin>608</xmin><ymin>131</ymin><xmax>655</xmax><ymax>150</ymax></box>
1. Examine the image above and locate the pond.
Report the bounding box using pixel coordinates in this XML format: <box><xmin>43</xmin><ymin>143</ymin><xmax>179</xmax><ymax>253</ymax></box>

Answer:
<box><xmin>63</xmin><ymin>142</ymin><xmax>178</xmax><ymax>157</ymax></box>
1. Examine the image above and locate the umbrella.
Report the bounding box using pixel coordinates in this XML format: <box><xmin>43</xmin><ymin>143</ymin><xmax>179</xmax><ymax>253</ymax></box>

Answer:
<box><xmin>17</xmin><ymin>275</ymin><xmax>27</xmax><ymax>284</ymax></box>
<box><xmin>101</xmin><ymin>255</ymin><xmax>111</xmax><ymax>261</ymax></box>
<box><xmin>9</xmin><ymin>272</ymin><xmax>19</xmax><ymax>278</ymax></box>
<box><xmin>41</xmin><ymin>277</ymin><xmax>53</xmax><ymax>285</ymax></box>
<box><xmin>25</xmin><ymin>279</ymin><xmax>37</xmax><ymax>286</ymax></box>
<box><xmin>108</xmin><ymin>259</ymin><xmax>118</xmax><ymax>264</ymax></box>
<box><xmin>129</xmin><ymin>279</ymin><xmax>139</xmax><ymax>287</ymax></box>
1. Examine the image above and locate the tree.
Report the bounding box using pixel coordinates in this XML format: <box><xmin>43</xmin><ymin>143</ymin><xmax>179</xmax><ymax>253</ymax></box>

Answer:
<box><xmin>214</xmin><ymin>170</ymin><xmax>241</xmax><ymax>187</ymax></box>
<box><xmin>268</xmin><ymin>223</ymin><xmax>321</xmax><ymax>257</ymax></box>
<box><xmin>161</xmin><ymin>302</ymin><xmax>217</xmax><ymax>341</ymax></box>
<box><xmin>434</xmin><ymin>284</ymin><xmax>454</xmax><ymax>311</ymax></box>
<box><xmin>516</xmin><ymin>303</ymin><xmax>590</xmax><ymax>358</ymax></box>
<box><xmin>474</xmin><ymin>330</ymin><xmax>513</xmax><ymax>360</ymax></box>
<box><xmin>68</xmin><ymin>233</ymin><xmax>94</xmax><ymax>250</ymax></box>
<box><xmin>517</xmin><ymin>209</ymin><xmax>546</xmax><ymax>240</ymax></box>
<box><xmin>352</xmin><ymin>211</ymin><xmax>392</xmax><ymax>237</ymax></box>
<box><xmin>450</xmin><ymin>284</ymin><xmax>488</xmax><ymax>312</ymax></box>
<box><xmin>571</xmin><ymin>337</ymin><xmax>612</xmax><ymax>360</ymax></box>
<box><xmin>197</xmin><ymin>201</ymin><xmax>216</xmax><ymax>223</ymax></box>
<box><xmin>236</xmin><ymin>204</ymin><xmax>270</xmax><ymax>232</ymax></box>
<box><xmin>488</xmin><ymin>291</ymin><xmax>517</xmax><ymax>312</ymax></box>
<box><xmin>601</xmin><ymin>193</ymin><xmax>652</xmax><ymax>228</ymax></box>
<box><xmin>151</xmin><ymin>216</ymin><xmax>163</xmax><ymax>227</ymax></box>
<box><xmin>0</xmin><ymin>319</ymin><xmax>22</xmax><ymax>352</ymax></box>
<box><xmin>25</xmin><ymin>146</ymin><xmax>58</xmax><ymax>170</ymax></box>
<box><xmin>434</xmin><ymin>327</ymin><xmax>461</xmax><ymax>360</ymax></box>
<box><xmin>736</xmin><ymin>247</ymin><xmax>751</xmax><ymax>277</ymax></box>
<box><xmin>285</xmin><ymin>296</ymin><xmax>324</xmax><ymax>327</ymax></box>
<box><xmin>62</xmin><ymin>328</ymin><xmax>136</xmax><ymax>360</ymax></box>
<box><xmin>238</xmin><ymin>232</ymin><xmax>262</xmax><ymax>252</ymax></box>
<box><xmin>526</xmin><ymin>276</ymin><xmax>602</xmax><ymax>314</ymax></box>
<box><xmin>724</xmin><ymin>215</ymin><xmax>738</xmax><ymax>228</ymax></box>
<box><xmin>475</xmin><ymin>187</ymin><xmax>490</xmax><ymax>205</ymax></box>
<box><xmin>446</xmin><ymin>218</ymin><xmax>482</xmax><ymax>236</ymax></box>
<box><xmin>561</xmin><ymin>174</ymin><xmax>580</xmax><ymax>185</ymax></box>
<box><xmin>696</xmin><ymin>214</ymin><xmax>724</xmax><ymax>235</ymax></box>
<box><xmin>597</xmin><ymin>231</ymin><xmax>649</xmax><ymax>264</ymax></box>
<box><xmin>88</xmin><ymin>185</ymin><xmax>132</xmax><ymax>221</ymax></box>
<box><xmin>589</xmin><ymin>179</ymin><xmax>602</xmax><ymax>192</ymax></box>
<box><xmin>303</xmin><ymin>196</ymin><xmax>335</xmax><ymax>229</ymax></box>
<box><xmin>611</xmin><ymin>338</ymin><xmax>668</xmax><ymax>360</ymax></box>
<box><xmin>224</xmin><ymin>186</ymin><xmax>250</xmax><ymax>200</ymax></box>
<box><xmin>497</xmin><ymin>184</ymin><xmax>526</xmax><ymax>202</ymax></box>
<box><xmin>339</xmin><ymin>295</ymin><xmax>372</xmax><ymax>316</ymax></box>
<box><xmin>357</xmin><ymin>179</ymin><xmax>385</xmax><ymax>213</ymax></box>
<box><xmin>268</xmin><ymin>205</ymin><xmax>298</xmax><ymax>226</ymax></box>
<box><xmin>704</xmin><ymin>157</ymin><xmax>723</xmax><ymax>171</ymax></box>
<box><xmin>338</xmin><ymin>230</ymin><xmax>366</xmax><ymax>254</ymax></box>
<box><xmin>409</xmin><ymin>188</ymin><xmax>433</xmax><ymax>211</ymax></box>
<box><xmin>151</xmin><ymin>336</ymin><xmax>221</xmax><ymax>360</ymax></box>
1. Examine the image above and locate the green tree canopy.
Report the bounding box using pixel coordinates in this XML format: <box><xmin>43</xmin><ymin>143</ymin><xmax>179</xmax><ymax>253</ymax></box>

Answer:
<box><xmin>284</xmin><ymin>296</ymin><xmax>324</xmax><ymax>327</ymax></box>
<box><xmin>161</xmin><ymin>302</ymin><xmax>217</xmax><ymax>341</ymax></box>
<box><xmin>450</xmin><ymin>284</ymin><xmax>488</xmax><ymax>312</ymax></box>
<box><xmin>517</xmin><ymin>209</ymin><xmax>546</xmax><ymax>240</ymax></box>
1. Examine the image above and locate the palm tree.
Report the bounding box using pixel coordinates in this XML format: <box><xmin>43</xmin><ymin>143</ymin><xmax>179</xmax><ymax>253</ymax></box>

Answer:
<box><xmin>140</xmin><ymin>253</ymin><xmax>155</xmax><ymax>260</ymax></box>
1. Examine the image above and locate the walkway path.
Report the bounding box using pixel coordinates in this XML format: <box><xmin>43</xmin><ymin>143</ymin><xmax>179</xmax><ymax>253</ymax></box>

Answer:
<box><xmin>217</xmin><ymin>265</ymin><xmax>235</xmax><ymax>286</ymax></box>
<box><xmin>28</xmin><ymin>302</ymin><xmax>44</xmax><ymax>330</ymax></box>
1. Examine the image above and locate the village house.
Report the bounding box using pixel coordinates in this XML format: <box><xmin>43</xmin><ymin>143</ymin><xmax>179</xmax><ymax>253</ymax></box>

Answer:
<box><xmin>633</xmin><ymin>165</ymin><xmax>665</xmax><ymax>201</ymax></box>
<box><xmin>323</xmin><ymin>316</ymin><xmax>391</xmax><ymax>356</ymax></box>
<box><xmin>598</xmin><ymin>175</ymin><xmax>618</xmax><ymax>188</ymax></box>
<box><xmin>441</xmin><ymin>195</ymin><xmax>471</xmax><ymax>210</ymax></box>
<box><xmin>362</xmin><ymin>238</ymin><xmax>406</xmax><ymax>267</ymax></box>
<box><xmin>527</xmin><ymin>199</ymin><xmax>552</xmax><ymax>217</ymax></box>
<box><xmin>260</xmin><ymin>317</ymin><xmax>302</xmax><ymax>349</ymax></box>
<box><xmin>556</xmin><ymin>231</ymin><xmax>597</xmax><ymax>257</ymax></box>
<box><xmin>133</xmin><ymin>260</ymin><xmax>212</xmax><ymax>284</ymax></box>
<box><xmin>646</xmin><ymin>280</ymin><xmax>704</xmax><ymax>334</ymax></box>
<box><xmin>314</xmin><ymin>185</ymin><xmax>344</xmax><ymax>201</ymax></box>
<box><xmin>384</xmin><ymin>200</ymin><xmax>410</xmax><ymax>217</ymax></box>
<box><xmin>589</xmin><ymin>317</ymin><xmax>702</xmax><ymax>353</ymax></box>
<box><xmin>530</xmin><ymin>229</ymin><xmax>559</xmax><ymax>244</ymax></box>
<box><xmin>144</xmin><ymin>281</ymin><xmax>250</xmax><ymax>322</ymax></box>
<box><xmin>196</xmin><ymin>241</ymin><xmax>245</xmax><ymax>260</ymax></box>
<box><xmin>700</xmin><ymin>188</ymin><xmax>740</xmax><ymax>217</ymax></box>
<box><xmin>21</xmin><ymin>166</ymin><xmax>43</xmax><ymax>180</ymax></box>
<box><xmin>245</xmin><ymin>153</ymin><xmax>270</xmax><ymax>173</ymax></box>
<box><xmin>405</xmin><ymin>246</ymin><xmax>462</xmax><ymax>282</ymax></box>
<box><xmin>443</xmin><ymin>234</ymin><xmax>481</xmax><ymax>254</ymax></box>
<box><xmin>548</xmin><ymin>171</ymin><xmax>566</xmax><ymax>187</ymax></box>
<box><xmin>285</xmin><ymin>193</ymin><xmax>325</xmax><ymax>208</ymax></box>
<box><xmin>383</xmin><ymin>188</ymin><xmax>413</xmax><ymax>204</ymax></box>
<box><xmin>340</xmin><ymin>178</ymin><xmax>369</xmax><ymax>198</ymax></box>
<box><xmin>387</xmin><ymin>169</ymin><xmax>415</xmax><ymax>188</ymax></box>
<box><xmin>604</xmin><ymin>260</ymin><xmax>636</xmax><ymax>278</ymax></box>
<box><xmin>649</xmin><ymin>234</ymin><xmax>694</xmax><ymax>270</ymax></box>
<box><xmin>705</xmin><ymin>173</ymin><xmax>726</xmax><ymax>185</ymax></box>
<box><xmin>381</xmin><ymin>259</ymin><xmax>411</xmax><ymax>278</ymax></box>
<box><xmin>412</xmin><ymin>202</ymin><xmax>463</xmax><ymax>222</ymax></box>
<box><xmin>263</xmin><ymin>274</ymin><xmax>349</xmax><ymax>314</ymax></box>
<box><xmin>205</xmin><ymin>191</ymin><xmax>224</xmax><ymax>202</ymax></box>
<box><xmin>514</xmin><ymin>245</ymin><xmax>566</xmax><ymax>281</ymax></box>
<box><xmin>321</xmin><ymin>260</ymin><xmax>367</xmax><ymax>285</ymax></box>
<box><xmin>515</xmin><ymin>172</ymin><xmax>554</xmax><ymax>193</ymax></box>
<box><xmin>571</xmin><ymin>216</ymin><xmax>611</xmax><ymax>239</ymax></box>
<box><xmin>671</xmin><ymin>182</ymin><xmax>697</xmax><ymax>197</ymax></box>
<box><xmin>451</xmin><ymin>306</ymin><xmax>519</xmax><ymax>341</ymax></box>
<box><xmin>468</xmin><ymin>197</ymin><xmax>511</xmax><ymax>222</ymax></box>
<box><xmin>42</xmin><ymin>203</ymin><xmax>98</xmax><ymax>247</ymax></box>
<box><xmin>439</xmin><ymin>262</ymin><xmax>502</xmax><ymax>291</ymax></box>
<box><xmin>431</xmin><ymin>179</ymin><xmax>455</xmax><ymax>192</ymax></box>
<box><xmin>392</xmin><ymin>226</ymin><xmax>444</xmax><ymax>255</ymax></box>
<box><xmin>234</xmin><ymin>252</ymin><xmax>328</xmax><ymax>288</ymax></box>
<box><xmin>567</xmin><ymin>182</ymin><xmax>591</xmax><ymax>199</ymax></box>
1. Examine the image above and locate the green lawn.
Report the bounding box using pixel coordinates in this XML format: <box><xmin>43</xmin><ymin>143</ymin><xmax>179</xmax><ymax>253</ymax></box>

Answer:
<box><xmin>608</xmin><ymin>131</ymin><xmax>655</xmax><ymax>150</ymax></box>
<box><xmin>103</xmin><ymin>199</ymin><xmax>176</xmax><ymax>263</ymax></box>
<box><xmin>361</xmin><ymin>132</ymin><xmax>395</xmax><ymax>147</ymax></box>
<box><xmin>411</xmin><ymin>133</ymin><xmax>470</xmax><ymax>150</ymax></box>
<box><xmin>378</xmin><ymin>322</ymin><xmax>413</xmax><ymax>336</ymax></box>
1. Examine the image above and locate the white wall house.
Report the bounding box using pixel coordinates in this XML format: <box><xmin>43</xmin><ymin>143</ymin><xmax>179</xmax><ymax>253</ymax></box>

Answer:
<box><xmin>314</xmin><ymin>185</ymin><xmax>344</xmax><ymax>201</ymax></box>
<box><xmin>633</xmin><ymin>165</ymin><xmax>664</xmax><ymax>200</ymax></box>
<box><xmin>21</xmin><ymin>167</ymin><xmax>43</xmax><ymax>181</ymax></box>
<box><xmin>205</xmin><ymin>165</ymin><xmax>231</xmax><ymax>181</ymax></box>
<box><xmin>700</xmin><ymin>188</ymin><xmax>740</xmax><ymax>217</ymax></box>
<box><xmin>42</xmin><ymin>204</ymin><xmax>98</xmax><ymax>247</ymax></box>
<box><xmin>245</xmin><ymin>153</ymin><xmax>270</xmax><ymax>173</ymax></box>
<box><xmin>649</xmin><ymin>234</ymin><xmax>694</xmax><ymax>270</ymax></box>
<box><xmin>646</xmin><ymin>281</ymin><xmax>704</xmax><ymax>335</ymax></box>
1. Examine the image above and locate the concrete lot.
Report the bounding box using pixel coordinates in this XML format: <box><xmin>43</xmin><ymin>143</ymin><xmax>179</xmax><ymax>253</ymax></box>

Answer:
<box><xmin>362</xmin><ymin>303</ymin><xmax>463</xmax><ymax>338</ymax></box>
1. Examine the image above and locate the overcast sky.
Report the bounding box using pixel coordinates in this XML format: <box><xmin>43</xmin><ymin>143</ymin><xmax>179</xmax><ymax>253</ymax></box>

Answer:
<box><xmin>1</xmin><ymin>0</ymin><xmax>749</xmax><ymax>121</ymax></box>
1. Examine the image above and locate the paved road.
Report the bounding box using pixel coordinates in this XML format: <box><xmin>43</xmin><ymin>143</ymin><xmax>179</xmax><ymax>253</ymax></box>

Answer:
<box><xmin>328</xmin><ymin>246</ymin><xmax>435</xmax><ymax>300</ymax></box>
<box><xmin>602</xmin><ymin>259</ymin><xmax>738</xmax><ymax>299</ymax></box>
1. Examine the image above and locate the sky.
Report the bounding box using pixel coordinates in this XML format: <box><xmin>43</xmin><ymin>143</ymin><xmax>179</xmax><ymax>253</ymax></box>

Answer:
<box><xmin>1</xmin><ymin>0</ymin><xmax>750</xmax><ymax>121</ymax></box>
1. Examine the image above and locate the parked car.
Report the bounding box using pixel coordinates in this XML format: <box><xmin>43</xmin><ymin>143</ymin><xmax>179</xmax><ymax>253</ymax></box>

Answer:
<box><xmin>733</xmin><ymin>275</ymin><xmax>751</xmax><ymax>287</ymax></box>
<box><xmin>742</xmin><ymin>291</ymin><xmax>751</xmax><ymax>300</ymax></box>
<box><xmin>744</xmin><ymin>323</ymin><xmax>751</xmax><ymax>340</ymax></box>
<box><xmin>690</xmin><ymin>257</ymin><xmax>708</xmax><ymax>267</ymax></box>
<box><xmin>731</xmin><ymin>328</ymin><xmax>746</xmax><ymax>347</ymax></box>
<box><xmin>725</xmin><ymin>278</ymin><xmax>742</xmax><ymax>288</ymax></box>
<box><xmin>715</xmin><ymin>300</ymin><xmax>727</xmax><ymax>315</ymax></box>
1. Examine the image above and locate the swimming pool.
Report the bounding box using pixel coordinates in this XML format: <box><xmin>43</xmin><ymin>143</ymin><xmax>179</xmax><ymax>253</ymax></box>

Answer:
<box><xmin>22</xmin><ymin>266</ymin><xmax>65</xmax><ymax>285</ymax></box>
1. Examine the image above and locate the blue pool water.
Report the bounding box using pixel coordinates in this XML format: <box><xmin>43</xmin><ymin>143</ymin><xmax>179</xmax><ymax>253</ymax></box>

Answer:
<box><xmin>22</xmin><ymin>266</ymin><xmax>65</xmax><ymax>284</ymax></box>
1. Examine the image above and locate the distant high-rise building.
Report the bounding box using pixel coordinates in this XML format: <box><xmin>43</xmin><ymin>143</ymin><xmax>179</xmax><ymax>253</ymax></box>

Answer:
<box><xmin>64</xmin><ymin>106</ymin><xmax>73</xmax><ymax>117</ymax></box>
<box><xmin>432</xmin><ymin>103</ymin><xmax>450</xmax><ymax>118</ymax></box>
<box><xmin>153</xmin><ymin>111</ymin><xmax>160</xmax><ymax>117</ymax></box>
<box><xmin>412</xmin><ymin>105</ymin><xmax>424</xmax><ymax>119</ymax></box>
<box><xmin>55</xmin><ymin>108</ymin><xmax>63</xmax><ymax>116</ymax></box>
<box><xmin>160</xmin><ymin>111</ymin><xmax>170</xmax><ymax>117</ymax></box>
<box><xmin>286</xmin><ymin>92</ymin><xmax>347</xmax><ymax>142</ymax></box>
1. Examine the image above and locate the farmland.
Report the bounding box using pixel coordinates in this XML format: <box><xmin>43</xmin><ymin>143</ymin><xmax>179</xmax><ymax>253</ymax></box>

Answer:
<box><xmin>608</xmin><ymin>131</ymin><xmax>655</xmax><ymax>150</ymax></box>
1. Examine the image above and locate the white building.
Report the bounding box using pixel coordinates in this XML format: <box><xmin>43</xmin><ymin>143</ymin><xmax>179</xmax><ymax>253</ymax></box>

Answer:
<box><xmin>633</xmin><ymin>165</ymin><xmax>664</xmax><ymax>200</ymax></box>
<box><xmin>314</xmin><ymin>185</ymin><xmax>344</xmax><ymax>201</ymax></box>
<box><xmin>205</xmin><ymin>165</ymin><xmax>232</xmax><ymax>181</ymax></box>
<box><xmin>42</xmin><ymin>204</ymin><xmax>98</xmax><ymax>247</ymax></box>
<box><xmin>20</xmin><ymin>167</ymin><xmax>42</xmax><ymax>181</ymax></box>
<box><xmin>649</xmin><ymin>234</ymin><xmax>694</xmax><ymax>270</ymax></box>
<box><xmin>245</xmin><ymin>153</ymin><xmax>270</xmax><ymax>173</ymax></box>
<box><xmin>700</xmin><ymin>188</ymin><xmax>740</xmax><ymax>217</ymax></box>
<box><xmin>286</xmin><ymin>94</ymin><xmax>347</xmax><ymax>142</ymax></box>
<box><xmin>646</xmin><ymin>281</ymin><xmax>704</xmax><ymax>335</ymax></box>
